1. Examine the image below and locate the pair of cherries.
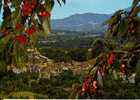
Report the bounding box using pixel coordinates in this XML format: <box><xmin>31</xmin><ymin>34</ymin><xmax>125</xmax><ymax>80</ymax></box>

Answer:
<box><xmin>80</xmin><ymin>75</ymin><xmax>97</xmax><ymax>95</ymax></box>
<box><xmin>15</xmin><ymin>24</ymin><xmax>36</xmax><ymax>45</ymax></box>
<box><xmin>38</xmin><ymin>11</ymin><xmax>50</xmax><ymax>17</ymax></box>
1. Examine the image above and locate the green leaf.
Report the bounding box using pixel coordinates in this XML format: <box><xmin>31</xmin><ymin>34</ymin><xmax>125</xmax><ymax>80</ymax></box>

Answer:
<box><xmin>0</xmin><ymin>0</ymin><xmax>2</xmax><ymax>13</ymax></box>
<box><xmin>57</xmin><ymin>0</ymin><xmax>62</xmax><ymax>6</ymax></box>
<box><xmin>62</xmin><ymin>0</ymin><xmax>66</xmax><ymax>4</ymax></box>
<box><xmin>13</xmin><ymin>43</ymin><xmax>27</xmax><ymax>68</ymax></box>
<box><xmin>103</xmin><ymin>19</ymin><xmax>112</xmax><ymax>25</ymax></box>
<box><xmin>118</xmin><ymin>19</ymin><xmax>128</xmax><ymax>37</ymax></box>
<box><xmin>104</xmin><ymin>10</ymin><xmax>123</xmax><ymax>26</ymax></box>
<box><xmin>123</xmin><ymin>41</ymin><xmax>136</xmax><ymax>50</ymax></box>
<box><xmin>51</xmin><ymin>0</ymin><xmax>55</xmax><ymax>10</ymax></box>
<box><xmin>42</xmin><ymin>17</ymin><xmax>50</xmax><ymax>38</ymax></box>
<box><xmin>133</xmin><ymin>17</ymin><xmax>140</xmax><ymax>33</ymax></box>
<box><xmin>130</xmin><ymin>5</ymin><xmax>140</xmax><ymax>17</ymax></box>
<box><xmin>112</xmin><ymin>23</ymin><xmax>119</xmax><ymax>35</ymax></box>
<box><xmin>132</xmin><ymin>0</ymin><xmax>140</xmax><ymax>9</ymax></box>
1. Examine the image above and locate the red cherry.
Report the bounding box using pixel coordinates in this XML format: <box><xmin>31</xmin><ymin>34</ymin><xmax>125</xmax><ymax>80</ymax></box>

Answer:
<box><xmin>27</xmin><ymin>12</ymin><xmax>31</xmax><ymax>16</ymax></box>
<box><xmin>81</xmin><ymin>81</ymin><xmax>89</xmax><ymax>92</ymax></box>
<box><xmin>131</xmin><ymin>29</ymin><xmax>135</xmax><ymax>33</ymax></box>
<box><xmin>38</xmin><ymin>12</ymin><xmax>42</xmax><ymax>16</ymax></box>
<box><xmin>28</xmin><ymin>8</ymin><xmax>32</xmax><ymax>12</ymax></box>
<box><xmin>93</xmin><ymin>80</ymin><xmax>97</xmax><ymax>89</ymax></box>
<box><xmin>107</xmin><ymin>52</ymin><xmax>115</xmax><ymax>65</ymax></box>
<box><xmin>23</xmin><ymin>0</ymin><xmax>28</xmax><ymax>5</ymax></box>
<box><xmin>31</xmin><ymin>0</ymin><xmax>36</xmax><ymax>9</ymax></box>
<box><xmin>89</xmin><ymin>85</ymin><xmax>96</xmax><ymax>94</ymax></box>
<box><xmin>38</xmin><ymin>11</ymin><xmax>50</xmax><ymax>17</ymax></box>
<box><xmin>22</xmin><ymin>1</ymin><xmax>33</xmax><ymax>16</ymax></box>
<box><xmin>89</xmin><ymin>80</ymin><xmax>97</xmax><ymax>94</ymax></box>
<box><xmin>15</xmin><ymin>35</ymin><xmax>27</xmax><ymax>45</ymax></box>
<box><xmin>44</xmin><ymin>11</ymin><xmax>50</xmax><ymax>17</ymax></box>
<box><xmin>31</xmin><ymin>5</ymin><xmax>35</xmax><ymax>9</ymax></box>
<box><xmin>42</xmin><ymin>11</ymin><xmax>46</xmax><ymax>16</ymax></box>
<box><xmin>15</xmin><ymin>23</ymin><xmax>23</xmax><ymax>29</ymax></box>
<box><xmin>128</xmin><ymin>27</ymin><xmax>135</xmax><ymax>33</ymax></box>
<box><xmin>25</xmin><ymin>25</ymin><xmax>36</xmax><ymax>36</ymax></box>
<box><xmin>107</xmin><ymin>58</ymin><xmax>113</xmax><ymax>65</ymax></box>
<box><xmin>128</xmin><ymin>29</ymin><xmax>132</xmax><ymax>33</ymax></box>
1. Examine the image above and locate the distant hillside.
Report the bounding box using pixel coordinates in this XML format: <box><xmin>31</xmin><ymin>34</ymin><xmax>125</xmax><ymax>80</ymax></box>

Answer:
<box><xmin>51</xmin><ymin>13</ymin><xmax>111</xmax><ymax>33</ymax></box>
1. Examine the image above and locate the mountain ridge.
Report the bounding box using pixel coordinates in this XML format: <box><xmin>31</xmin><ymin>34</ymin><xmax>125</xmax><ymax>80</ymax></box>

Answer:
<box><xmin>51</xmin><ymin>13</ymin><xmax>111</xmax><ymax>33</ymax></box>
<box><xmin>51</xmin><ymin>7</ymin><xmax>132</xmax><ymax>33</ymax></box>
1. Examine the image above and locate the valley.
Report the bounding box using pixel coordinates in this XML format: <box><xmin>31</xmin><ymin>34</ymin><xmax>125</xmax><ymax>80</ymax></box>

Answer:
<box><xmin>38</xmin><ymin>31</ymin><xmax>103</xmax><ymax>48</ymax></box>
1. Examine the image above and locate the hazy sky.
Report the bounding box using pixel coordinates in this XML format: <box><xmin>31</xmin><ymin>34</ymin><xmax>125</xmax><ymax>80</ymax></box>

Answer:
<box><xmin>52</xmin><ymin>0</ymin><xmax>132</xmax><ymax>19</ymax></box>
<box><xmin>0</xmin><ymin>0</ymin><xmax>132</xmax><ymax>22</ymax></box>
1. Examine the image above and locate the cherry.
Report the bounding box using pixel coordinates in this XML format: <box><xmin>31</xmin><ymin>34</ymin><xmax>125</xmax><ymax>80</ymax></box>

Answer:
<box><xmin>38</xmin><ymin>12</ymin><xmax>43</xmax><ymax>16</ymax></box>
<box><xmin>15</xmin><ymin>34</ymin><xmax>27</xmax><ymax>45</ymax></box>
<box><xmin>25</xmin><ymin>25</ymin><xmax>36</xmax><ymax>36</ymax></box>
<box><xmin>15</xmin><ymin>23</ymin><xmax>23</xmax><ymax>29</ymax></box>
<box><xmin>107</xmin><ymin>52</ymin><xmax>115</xmax><ymax>65</ymax></box>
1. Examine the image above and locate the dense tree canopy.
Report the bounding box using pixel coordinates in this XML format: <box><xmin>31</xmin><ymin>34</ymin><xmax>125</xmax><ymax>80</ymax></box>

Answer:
<box><xmin>0</xmin><ymin>0</ymin><xmax>65</xmax><ymax>68</ymax></box>
<box><xmin>79</xmin><ymin>0</ymin><xmax>140</xmax><ymax>98</ymax></box>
